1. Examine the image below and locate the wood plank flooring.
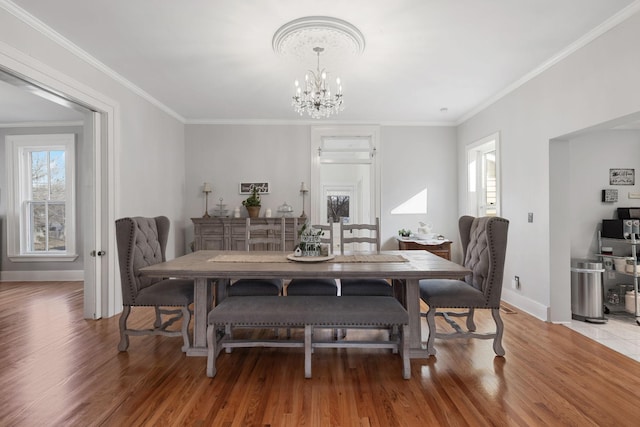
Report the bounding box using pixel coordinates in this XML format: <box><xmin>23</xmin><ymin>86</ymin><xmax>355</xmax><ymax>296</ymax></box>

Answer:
<box><xmin>1</xmin><ymin>281</ymin><xmax>639</xmax><ymax>426</ymax></box>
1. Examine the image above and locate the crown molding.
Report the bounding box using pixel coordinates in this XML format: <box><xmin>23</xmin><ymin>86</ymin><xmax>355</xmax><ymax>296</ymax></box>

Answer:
<box><xmin>456</xmin><ymin>0</ymin><xmax>640</xmax><ymax>125</ymax></box>
<box><xmin>0</xmin><ymin>0</ymin><xmax>185</xmax><ymax>123</ymax></box>
<box><xmin>185</xmin><ymin>118</ymin><xmax>456</xmax><ymax>127</ymax></box>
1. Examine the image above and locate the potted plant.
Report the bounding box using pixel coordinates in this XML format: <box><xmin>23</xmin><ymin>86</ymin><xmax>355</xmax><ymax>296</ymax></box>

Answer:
<box><xmin>242</xmin><ymin>187</ymin><xmax>261</xmax><ymax>218</ymax></box>
<box><xmin>398</xmin><ymin>228</ymin><xmax>411</xmax><ymax>238</ymax></box>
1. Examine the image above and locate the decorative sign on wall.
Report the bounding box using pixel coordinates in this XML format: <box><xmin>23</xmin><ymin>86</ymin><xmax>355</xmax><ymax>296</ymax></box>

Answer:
<box><xmin>602</xmin><ymin>189</ymin><xmax>618</xmax><ymax>203</ymax></box>
<box><xmin>610</xmin><ymin>168</ymin><xmax>635</xmax><ymax>185</ymax></box>
<box><xmin>239</xmin><ymin>182</ymin><xmax>270</xmax><ymax>194</ymax></box>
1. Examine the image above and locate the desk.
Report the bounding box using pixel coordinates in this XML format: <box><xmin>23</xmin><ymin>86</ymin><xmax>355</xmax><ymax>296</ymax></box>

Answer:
<box><xmin>397</xmin><ymin>237</ymin><xmax>452</xmax><ymax>260</ymax></box>
<box><xmin>140</xmin><ymin>250</ymin><xmax>469</xmax><ymax>358</ymax></box>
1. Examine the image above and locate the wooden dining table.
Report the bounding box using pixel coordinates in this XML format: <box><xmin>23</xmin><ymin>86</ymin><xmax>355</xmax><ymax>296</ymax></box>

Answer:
<box><xmin>140</xmin><ymin>249</ymin><xmax>470</xmax><ymax>358</ymax></box>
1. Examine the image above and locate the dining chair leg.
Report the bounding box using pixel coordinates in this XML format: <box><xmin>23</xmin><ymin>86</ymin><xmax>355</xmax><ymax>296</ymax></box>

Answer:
<box><xmin>118</xmin><ymin>306</ymin><xmax>131</xmax><ymax>352</ymax></box>
<box><xmin>180</xmin><ymin>306</ymin><xmax>192</xmax><ymax>352</ymax></box>
<box><xmin>153</xmin><ymin>306</ymin><xmax>163</xmax><ymax>329</ymax></box>
<box><xmin>491</xmin><ymin>308</ymin><xmax>506</xmax><ymax>356</ymax></box>
<box><xmin>206</xmin><ymin>323</ymin><xmax>217</xmax><ymax>377</ymax></box>
<box><xmin>466</xmin><ymin>308</ymin><xmax>476</xmax><ymax>331</ymax></box>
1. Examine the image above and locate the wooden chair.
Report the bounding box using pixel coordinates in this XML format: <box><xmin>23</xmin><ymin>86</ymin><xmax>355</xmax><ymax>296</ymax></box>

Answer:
<box><xmin>227</xmin><ymin>217</ymin><xmax>286</xmax><ymax>296</ymax></box>
<box><xmin>419</xmin><ymin>215</ymin><xmax>509</xmax><ymax>356</ymax></box>
<box><xmin>287</xmin><ymin>220</ymin><xmax>338</xmax><ymax>296</ymax></box>
<box><xmin>340</xmin><ymin>218</ymin><xmax>393</xmax><ymax>296</ymax></box>
<box><xmin>115</xmin><ymin>216</ymin><xmax>194</xmax><ymax>352</ymax></box>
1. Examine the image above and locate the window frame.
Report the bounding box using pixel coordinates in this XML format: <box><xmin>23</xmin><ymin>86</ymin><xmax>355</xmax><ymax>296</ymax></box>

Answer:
<box><xmin>466</xmin><ymin>132</ymin><xmax>501</xmax><ymax>217</ymax></box>
<box><xmin>5</xmin><ymin>133</ymin><xmax>78</xmax><ymax>262</ymax></box>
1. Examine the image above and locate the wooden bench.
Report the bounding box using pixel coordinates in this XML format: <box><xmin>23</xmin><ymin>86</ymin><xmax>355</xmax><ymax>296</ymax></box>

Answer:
<box><xmin>206</xmin><ymin>295</ymin><xmax>410</xmax><ymax>379</ymax></box>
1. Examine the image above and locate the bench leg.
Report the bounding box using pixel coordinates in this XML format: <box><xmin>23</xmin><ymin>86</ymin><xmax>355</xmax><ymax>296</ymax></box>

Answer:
<box><xmin>401</xmin><ymin>324</ymin><xmax>410</xmax><ymax>379</ymax></box>
<box><xmin>206</xmin><ymin>323</ymin><xmax>217</xmax><ymax>378</ymax></box>
<box><xmin>425</xmin><ymin>306</ymin><xmax>437</xmax><ymax>357</ymax></box>
<box><xmin>304</xmin><ymin>325</ymin><xmax>312</xmax><ymax>379</ymax></box>
<box><xmin>225</xmin><ymin>324</ymin><xmax>233</xmax><ymax>353</ymax></box>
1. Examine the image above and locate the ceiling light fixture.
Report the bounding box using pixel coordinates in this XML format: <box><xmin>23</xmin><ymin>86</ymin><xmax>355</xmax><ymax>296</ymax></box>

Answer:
<box><xmin>292</xmin><ymin>47</ymin><xmax>343</xmax><ymax>119</ymax></box>
<box><xmin>272</xmin><ymin>16</ymin><xmax>364</xmax><ymax>119</ymax></box>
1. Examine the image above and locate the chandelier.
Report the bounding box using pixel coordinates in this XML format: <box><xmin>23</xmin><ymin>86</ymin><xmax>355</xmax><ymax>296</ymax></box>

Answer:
<box><xmin>292</xmin><ymin>47</ymin><xmax>344</xmax><ymax>119</ymax></box>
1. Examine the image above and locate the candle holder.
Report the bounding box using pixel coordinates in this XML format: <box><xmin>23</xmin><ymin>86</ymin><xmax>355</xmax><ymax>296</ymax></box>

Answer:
<box><xmin>202</xmin><ymin>183</ymin><xmax>212</xmax><ymax>218</ymax></box>
<box><xmin>299</xmin><ymin>181</ymin><xmax>309</xmax><ymax>219</ymax></box>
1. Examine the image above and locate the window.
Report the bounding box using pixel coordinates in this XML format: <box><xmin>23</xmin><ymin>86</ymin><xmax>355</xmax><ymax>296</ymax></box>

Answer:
<box><xmin>327</xmin><ymin>194</ymin><xmax>350</xmax><ymax>223</ymax></box>
<box><xmin>5</xmin><ymin>134</ymin><xmax>77</xmax><ymax>261</ymax></box>
<box><xmin>466</xmin><ymin>132</ymin><xmax>500</xmax><ymax>217</ymax></box>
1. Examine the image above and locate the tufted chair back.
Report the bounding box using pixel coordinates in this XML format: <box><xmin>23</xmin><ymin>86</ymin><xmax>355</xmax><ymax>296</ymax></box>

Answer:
<box><xmin>116</xmin><ymin>216</ymin><xmax>170</xmax><ymax>305</ymax></box>
<box><xmin>459</xmin><ymin>215</ymin><xmax>509</xmax><ymax>307</ymax></box>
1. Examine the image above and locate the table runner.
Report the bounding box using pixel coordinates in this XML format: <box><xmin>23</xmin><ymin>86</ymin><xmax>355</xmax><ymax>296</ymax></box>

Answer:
<box><xmin>208</xmin><ymin>253</ymin><xmax>408</xmax><ymax>263</ymax></box>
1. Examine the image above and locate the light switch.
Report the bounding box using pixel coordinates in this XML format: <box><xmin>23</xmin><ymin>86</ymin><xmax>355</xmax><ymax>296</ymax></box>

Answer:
<box><xmin>528</xmin><ymin>212</ymin><xmax>533</xmax><ymax>223</ymax></box>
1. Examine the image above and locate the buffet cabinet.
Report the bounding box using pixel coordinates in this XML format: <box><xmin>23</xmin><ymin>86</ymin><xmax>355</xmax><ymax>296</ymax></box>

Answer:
<box><xmin>396</xmin><ymin>238</ymin><xmax>452</xmax><ymax>260</ymax></box>
<box><xmin>192</xmin><ymin>217</ymin><xmax>300</xmax><ymax>251</ymax></box>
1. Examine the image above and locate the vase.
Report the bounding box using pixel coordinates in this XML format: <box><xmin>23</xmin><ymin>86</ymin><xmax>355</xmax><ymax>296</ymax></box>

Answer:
<box><xmin>246</xmin><ymin>206</ymin><xmax>261</xmax><ymax>218</ymax></box>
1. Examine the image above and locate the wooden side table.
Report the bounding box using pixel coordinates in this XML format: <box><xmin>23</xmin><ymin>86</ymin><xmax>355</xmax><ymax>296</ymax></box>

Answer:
<box><xmin>397</xmin><ymin>238</ymin><xmax>452</xmax><ymax>260</ymax></box>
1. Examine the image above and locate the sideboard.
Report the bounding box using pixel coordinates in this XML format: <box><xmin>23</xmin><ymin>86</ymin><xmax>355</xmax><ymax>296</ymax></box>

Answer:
<box><xmin>192</xmin><ymin>217</ymin><xmax>300</xmax><ymax>251</ymax></box>
<box><xmin>396</xmin><ymin>237</ymin><xmax>452</xmax><ymax>260</ymax></box>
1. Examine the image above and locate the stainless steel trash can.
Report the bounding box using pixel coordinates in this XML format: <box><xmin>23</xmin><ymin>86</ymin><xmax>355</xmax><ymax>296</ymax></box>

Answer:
<box><xmin>571</xmin><ymin>259</ymin><xmax>607</xmax><ymax>323</ymax></box>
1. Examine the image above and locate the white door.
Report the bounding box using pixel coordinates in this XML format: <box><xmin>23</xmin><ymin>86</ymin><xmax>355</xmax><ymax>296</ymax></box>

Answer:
<box><xmin>82</xmin><ymin>111</ymin><xmax>103</xmax><ymax>319</ymax></box>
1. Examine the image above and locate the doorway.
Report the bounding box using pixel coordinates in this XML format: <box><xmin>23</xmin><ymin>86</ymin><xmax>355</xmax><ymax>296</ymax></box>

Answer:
<box><xmin>0</xmin><ymin>57</ymin><xmax>115</xmax><ymax>319</ymax></box>
<box><xmin>311</xmin><ymin>126</ymin><xmax>380</xmax><ymax>252</ymax></box>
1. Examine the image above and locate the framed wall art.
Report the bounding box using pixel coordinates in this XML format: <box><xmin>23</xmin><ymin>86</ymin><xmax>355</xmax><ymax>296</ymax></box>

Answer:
<box><xmin>602</xmin><ymin>189</ymin><xmax>618</xmax><ymax>203</ymax></box>
<box><xmin>609</xmin><ymin>168</ymin><xmax>635</xmax><ymax>185</ymax></box>
<box><xmin>239</xmin><ymin>182</ymin><xmax>270</xmax><ymax>194</ymax></box>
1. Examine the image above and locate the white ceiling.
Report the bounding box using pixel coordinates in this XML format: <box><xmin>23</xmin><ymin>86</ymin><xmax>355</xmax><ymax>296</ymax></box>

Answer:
<box><xmin>1</xmin><ymin>0</ymin><xmax>638</xmax><ymax>125</ymax></box>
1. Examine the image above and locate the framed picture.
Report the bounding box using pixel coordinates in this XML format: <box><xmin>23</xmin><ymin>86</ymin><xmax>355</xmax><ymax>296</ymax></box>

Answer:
<box><xmin>609</xmin><ymin>168</ymin><xmax>635</xmax><ymax>185</ymax></box>
<box><xmin>602</xmin><ymin>189</ymin><xmax>618</xmax><ymax>203</ymax></box>
<box><xmin>239</xmin><ymin>182</ymin><xmax>270</xmax><ymax>194</ymax></box>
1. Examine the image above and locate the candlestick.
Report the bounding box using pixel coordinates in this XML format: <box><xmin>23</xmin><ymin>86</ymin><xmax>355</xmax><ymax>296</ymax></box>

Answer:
<box><xmin>202</xmin><ymin>182</ymin><xmax>212</xmax><ymax>218</ymax></box>
<box><xmin>300</xmin><ymin>181</ymin><xmax>309</xmax><ymax>219</ymax></box>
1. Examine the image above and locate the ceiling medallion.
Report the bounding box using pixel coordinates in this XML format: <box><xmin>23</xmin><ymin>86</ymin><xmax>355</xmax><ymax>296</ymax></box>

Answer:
<box><xmin>272</xmin><ymin>16</ymin><xmax>366</xmax><ymax>61</ymax></box>
<box><xmin>273</xmin><ymin>17</ymin><xmax>364</xmax><ymax>119</ymax></box>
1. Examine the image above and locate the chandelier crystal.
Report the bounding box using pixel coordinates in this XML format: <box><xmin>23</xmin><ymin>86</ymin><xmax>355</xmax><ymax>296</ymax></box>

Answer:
<box><xmin>292</xmin><ymin>47</ymin><xmax>344</xmax><ymax>119</ymax></box>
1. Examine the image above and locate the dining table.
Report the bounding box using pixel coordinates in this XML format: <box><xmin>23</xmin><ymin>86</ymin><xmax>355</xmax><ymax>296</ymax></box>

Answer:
<box><xmin>139</xmin><ymin>249</ymin><xmax>470</xmax><ymax>358</ymax></box>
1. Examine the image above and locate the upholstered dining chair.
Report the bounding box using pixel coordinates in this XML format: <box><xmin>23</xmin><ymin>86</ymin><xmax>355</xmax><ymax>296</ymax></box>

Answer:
<box><xmin>340</xmin><ymin>218</ymin><xmax>393</xmax><ymax>297</ymax></box>
<box><xmin>115</xmin><ymin>216</ymin><xmax>194</xmax><ymax>352</ymax></box>
<box><xmin>286</xmin><ymin>220</ymin><xmax>338</xmax><ymax>296</ymax></box>
<box><xmin>419</xmin><ymin>215</ymin><xmax>509</xmax><ymax>357</ymax></box>
<box><xmin>227</xmin><ymin>217</ymin><xmax>286</xmax><ymax>296</ymax></box>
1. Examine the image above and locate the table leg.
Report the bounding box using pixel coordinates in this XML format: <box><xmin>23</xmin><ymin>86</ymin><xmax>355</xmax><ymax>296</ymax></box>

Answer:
<box><xmin>187</xmin><ymin>277</ymin><xmax>211</xmax><ymax>357</ymax></box>
<box><xmin>405</xmin><ymin>278</ymin><xmax>430</xmax><ymax>358</ymax></box>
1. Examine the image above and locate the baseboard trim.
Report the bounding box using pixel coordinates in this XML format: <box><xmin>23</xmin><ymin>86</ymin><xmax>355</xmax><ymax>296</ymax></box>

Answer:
<box><xmin>0</xmin><ymin>270</ymin><xmax>84</xmax><ymax>281</ymax></box>
<box><xmin>501</xmin><ymin>289</ymin><xmax>549</xmax><ymax>321</ymax></box>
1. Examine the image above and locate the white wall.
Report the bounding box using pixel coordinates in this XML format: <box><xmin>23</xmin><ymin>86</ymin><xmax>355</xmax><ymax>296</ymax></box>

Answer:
<box><xmin>184</xmin><ymin>124</ymin><xmax>460</xmax><ymax>258</ymax></box>
<box><xmin>381</xmin><ymin>126</ymin><xmax>459</xmax><ymax>256</ymax></box>
<box><xmin>457</xmin><ymin>11</ymin><xmax>640</xmax><ymax>321</ymax></box>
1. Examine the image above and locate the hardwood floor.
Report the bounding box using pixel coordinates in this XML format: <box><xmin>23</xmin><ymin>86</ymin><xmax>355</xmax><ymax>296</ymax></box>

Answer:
<box><xmin>1</xmin><ymin>281</ymin><xmax>639</xmax><ymax>426</ymax></box>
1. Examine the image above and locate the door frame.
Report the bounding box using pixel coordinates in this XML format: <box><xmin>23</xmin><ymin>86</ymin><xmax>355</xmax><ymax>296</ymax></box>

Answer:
<box><xmin>0</xmin><ymin>42</ymin><xmax>118</xmax><ymax>319</ymax></box>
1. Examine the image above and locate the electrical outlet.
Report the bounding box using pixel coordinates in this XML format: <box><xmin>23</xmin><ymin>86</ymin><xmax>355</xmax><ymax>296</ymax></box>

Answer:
<box><xmin>513</xmin><ymin>275</ymin><xmax>520</xmax><ymax>290</ymax></box>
